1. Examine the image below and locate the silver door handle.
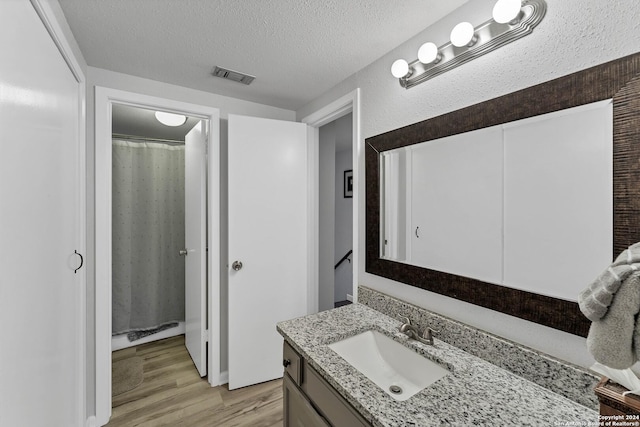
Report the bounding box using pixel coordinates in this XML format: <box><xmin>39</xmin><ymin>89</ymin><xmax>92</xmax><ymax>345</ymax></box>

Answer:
<box><xmin>179</xmin><ymin>249</ymin><xmax>188</xmax><ymax>256</ymax></box>
<box><xmin>232</xmin><ymin>260</ymin><xmax>243</xmax><ymax>271</ymax></box>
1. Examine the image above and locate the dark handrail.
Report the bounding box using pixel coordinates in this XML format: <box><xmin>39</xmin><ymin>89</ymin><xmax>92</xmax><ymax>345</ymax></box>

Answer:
<box><xmin>334</xmin><ymin>250</ymin><xmax>353</xmax><ymax>270</ymax></box>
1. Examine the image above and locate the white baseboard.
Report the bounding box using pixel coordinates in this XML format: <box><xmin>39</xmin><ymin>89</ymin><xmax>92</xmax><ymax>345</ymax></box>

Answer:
<box><xmin>85</xmin><ymin>415</ymin><xmax>97</xmax><ymax>427</ymax></box>
<box><xmin>219</xmin><ymin>370</ymin><xmax>229</xmax><ymax>384</ymax></box>
<box><xmin>346</xmin><ymin>294</ymin><xmax>353</xmax><ymax>302</ymax></box>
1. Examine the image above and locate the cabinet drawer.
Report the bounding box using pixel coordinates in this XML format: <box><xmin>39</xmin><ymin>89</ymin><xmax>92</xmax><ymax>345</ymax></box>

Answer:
<box><xmin>303</xmin><ymin>364</ymin><xmax>371</xmax><ymax>427</ymax></box>
<box><xmin>283</xmin><ymin>340</ymin><xmax>302</xmax><ymax>386</ymax></box>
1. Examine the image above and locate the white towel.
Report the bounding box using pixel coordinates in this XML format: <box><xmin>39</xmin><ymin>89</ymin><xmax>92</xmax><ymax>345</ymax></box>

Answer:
<box><xmin>579</xmin><ymin>242</ymin><xmax>640</xmax><ymax>321</ymax></box>
<box><xmin>586</xmin><ymin>272</ymin><xmax>640</xmax><ymax>369</ymax></box>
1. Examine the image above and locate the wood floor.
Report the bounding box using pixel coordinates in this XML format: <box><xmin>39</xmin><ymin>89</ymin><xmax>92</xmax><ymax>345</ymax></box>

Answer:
<box><xmin>108</xmin><ymin>336</ymin><xmax>283</xmax><ymax>427</ymax></box>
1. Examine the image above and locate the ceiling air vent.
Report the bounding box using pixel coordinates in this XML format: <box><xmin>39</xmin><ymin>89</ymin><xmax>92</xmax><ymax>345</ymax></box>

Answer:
<box><xmin>212</xmin><ymin>66</ymin><xmax>255</xmax><ymax>85</ymax></box>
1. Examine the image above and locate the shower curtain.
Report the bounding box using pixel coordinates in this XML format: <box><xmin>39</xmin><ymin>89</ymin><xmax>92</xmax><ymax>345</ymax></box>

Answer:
<box><xmin>112</xmin><ymin>138</ymin><xmax>185</xmax><ymax>335</ymax></box>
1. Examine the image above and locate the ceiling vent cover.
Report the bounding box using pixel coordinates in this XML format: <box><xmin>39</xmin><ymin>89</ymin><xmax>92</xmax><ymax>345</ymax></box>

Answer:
<box><xmin>212</xmin><ymin>66</ymin><xmax>255</xmax><ymax>85</ymax></box>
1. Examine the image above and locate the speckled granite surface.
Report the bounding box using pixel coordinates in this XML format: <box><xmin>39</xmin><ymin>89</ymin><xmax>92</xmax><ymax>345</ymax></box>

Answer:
<box><xmin>358</xmin><ymin>286</ymin><xmax>600</xmax><ymax>410</ymax></box>
<box><xmin>277</xmin><ymin>303</ymin><xmax>598</xmax><ymax>427</ymax></box>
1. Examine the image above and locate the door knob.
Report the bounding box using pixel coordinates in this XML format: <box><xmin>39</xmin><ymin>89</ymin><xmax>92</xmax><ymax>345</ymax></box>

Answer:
<box><xmin>232</xmin><ymin>260</ymin><xmax>243</xmax><ymax>271</ymax></box>
<box><xmin>179</xmin><ymin>249</ymin><xmax>188</xmax><ymax>256</ymax></box>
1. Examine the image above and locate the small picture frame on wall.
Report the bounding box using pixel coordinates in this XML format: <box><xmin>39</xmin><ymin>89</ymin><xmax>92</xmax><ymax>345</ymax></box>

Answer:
<box><xmin>344</xmin><ymin>170</ymin><xmax>353</xmax><ymax>198</ymax></box>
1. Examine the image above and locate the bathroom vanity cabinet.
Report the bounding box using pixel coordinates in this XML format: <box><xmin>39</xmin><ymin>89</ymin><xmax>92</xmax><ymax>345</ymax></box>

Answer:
<box><xmin>278</xmin><ymin>303</ymin><xmax>599</xmax><ymax>425</ymax></box>
<box><xmin>282</xmin><ymin>341</ymin><xmax>371</xmax><ymax>427</ymax></box>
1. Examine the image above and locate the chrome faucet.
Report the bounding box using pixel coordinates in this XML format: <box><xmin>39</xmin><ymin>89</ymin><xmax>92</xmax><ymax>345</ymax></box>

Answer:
<box><xmin>399</xmin><ymin>317</ymin><xmax>438</xmax><ymax>346</ymax></box>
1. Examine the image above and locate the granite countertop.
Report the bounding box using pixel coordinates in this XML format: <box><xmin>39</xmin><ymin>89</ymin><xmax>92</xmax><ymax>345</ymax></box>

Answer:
<box><xmin>277</xmin><ymin>303</ymin><xmax>598</xmax><ymax>427</ymax></box>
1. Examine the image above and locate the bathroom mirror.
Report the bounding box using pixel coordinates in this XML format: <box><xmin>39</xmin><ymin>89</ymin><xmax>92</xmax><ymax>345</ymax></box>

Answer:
<box><xmin>366</xmin><ymin>52</ymin><xmax>640</xmax><ymax>336</ymax></box>
<box><xmin>380</xmin><ymin>101</ymin><xmax>613</xmax><ymax>302</ymax></box>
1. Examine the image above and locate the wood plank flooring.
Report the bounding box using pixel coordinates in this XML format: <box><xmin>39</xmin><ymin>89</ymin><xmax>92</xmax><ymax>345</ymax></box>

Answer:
<box><xmin>108</xmin><ymin>336</ymin><xmax>283</xmax><ymax>427</ymax></box>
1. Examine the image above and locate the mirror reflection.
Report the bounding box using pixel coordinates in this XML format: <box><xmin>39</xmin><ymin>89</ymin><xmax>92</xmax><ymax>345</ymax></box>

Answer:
<box><xmin>380</xmin><ymin>100</ymin><xmax>613</xmax><ymax>302</ymax></box>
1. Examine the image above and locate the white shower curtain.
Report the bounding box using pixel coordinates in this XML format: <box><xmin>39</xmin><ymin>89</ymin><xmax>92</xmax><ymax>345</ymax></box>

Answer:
<box><xmin>112</xmin><ymin>139</ymin><xmax>185</xmax><ymax>335</ymax></box>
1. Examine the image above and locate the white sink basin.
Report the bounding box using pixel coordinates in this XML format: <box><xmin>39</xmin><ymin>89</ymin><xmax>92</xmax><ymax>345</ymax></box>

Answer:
<box><xmin>328</xmin><ymin>330</ymin><xmax>449</xmax><ymax>401</ymax></box>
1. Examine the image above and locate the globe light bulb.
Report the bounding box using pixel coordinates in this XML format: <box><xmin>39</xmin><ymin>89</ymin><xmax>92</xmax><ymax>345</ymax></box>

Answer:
<box><xmin>418</xmin><ymin>42</ymin><xmax>440</xmax><ymax>64</ymax></box>
<box><xmin>492</xmin><ymin>0</ymin><xmax>522</xmax><ymax>24</ymax></box>
<box><xmin>450</xmin><ymin>22</ymin><xmax>476</xmax><ymax>48</ymax></box>
<box><xmin>391</xmin><ymin>59</ymin><xmax>410</xmax><ymax>78</ymax></box>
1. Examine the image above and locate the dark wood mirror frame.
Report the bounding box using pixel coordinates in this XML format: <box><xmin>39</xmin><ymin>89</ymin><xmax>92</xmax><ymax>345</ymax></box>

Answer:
<box><xmin>366</xmin><ymin>52</ymin><xmax>640</xmax><ymax>337</ymax></box>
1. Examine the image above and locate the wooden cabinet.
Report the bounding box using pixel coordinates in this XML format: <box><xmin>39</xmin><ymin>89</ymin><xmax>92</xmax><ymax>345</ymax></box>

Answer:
<box><xmin>595</xmin><ymin>377</ymin><xmax>640</xmax><ymax>416</ymax></box>
<box><xmin>283</xmin><ymin>341</ymin><xmax>372</xmax><ymax>427</ymax></box>
<box><xmin>283</xmin><ymin>373</ymin><xmax>330</xmax><ymax>427</ymax></box>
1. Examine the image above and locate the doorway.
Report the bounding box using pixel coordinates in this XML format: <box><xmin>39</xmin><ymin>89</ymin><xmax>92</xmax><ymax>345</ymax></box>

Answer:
<box><xmin>94</xmin><ymin>87</ymin><xmax>221</xmax><ymax>426</ymax></box>
<box><xmin>302</xmin><ymin>89</ymin><xmax>361</xmax><ymax>314</ymax></box>
<box><xmin>110</xmin><ymin>104</ymin><xmax>197</xmax><ymax>352</ymax></box>
<box><xmin>318</xmin><ymin>113</ymin><xmax>354</xmax><ymax>311</ymax></box>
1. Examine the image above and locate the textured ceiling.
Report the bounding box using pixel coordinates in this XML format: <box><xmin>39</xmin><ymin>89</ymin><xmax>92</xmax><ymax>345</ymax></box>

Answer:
<box><xmin>58</xmin><ymin>0</ymin><xmax>467</xmax><ymax>111</ymax></box>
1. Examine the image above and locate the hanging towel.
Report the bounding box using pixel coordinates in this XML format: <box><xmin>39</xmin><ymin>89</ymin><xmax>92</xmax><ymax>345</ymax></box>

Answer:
<box><xmin>578</xmin><ymin>242</ymin><xmax>640</xmax><ymax>321</ymax></box>
<box><xmin>586</xmin><ymin>271</ymin><xmax>640</xmax><ymax>369</ymax></box>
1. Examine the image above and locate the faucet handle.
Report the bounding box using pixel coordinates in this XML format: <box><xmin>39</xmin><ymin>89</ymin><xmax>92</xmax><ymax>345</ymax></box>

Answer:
<box><xmin>399</xmin><ymin>315</ymin><xmax>412</xmax><ymax>325</ymax></box>
<box><xmin>423</xmin><ymin>327</ymin><xmax>439</xmax><ymax>345</ymax></box>
<box><xmin>425</xmin><ymin>327</ymin><xmax>439</xmax><ymax>335</ymax></box>
<box><xmin>398</xmin><ymin>316</ymin><xmax>413</xmax><ymax>334</ymax></box>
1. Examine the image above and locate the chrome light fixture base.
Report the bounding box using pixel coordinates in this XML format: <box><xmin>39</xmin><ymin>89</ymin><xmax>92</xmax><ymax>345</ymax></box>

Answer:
<box><xmin>398</xmin><ymin>0</ymin><xmax>546</xmax><ymax>89</ymax></box>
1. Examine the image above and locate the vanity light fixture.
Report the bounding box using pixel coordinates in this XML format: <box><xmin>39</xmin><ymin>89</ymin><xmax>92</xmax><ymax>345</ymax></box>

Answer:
<box><xmin>155</xmin><ymin>111</ymin><xmax>187</xmax><ymax>127</ymax></box>
<box><xmin>391</xmin><ymin>0</ymin><xmax>546</xmax><ymax>89</ymax></box>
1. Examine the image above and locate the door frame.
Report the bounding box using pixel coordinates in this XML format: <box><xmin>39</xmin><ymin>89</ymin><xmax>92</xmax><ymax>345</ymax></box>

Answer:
<box><xmin>27</xmin><ymin>1</ymin><xmax>87</xmax><ymax>425</ymax></box>
<box><xmin>94</xmin><ymin>87</ymin><xmax>221</xmax><ymax>425</ymax></box>
<box><xmin>301</xmin><ymin>89</ymin><xmax>361</xmax><ymax>313</ymax></box>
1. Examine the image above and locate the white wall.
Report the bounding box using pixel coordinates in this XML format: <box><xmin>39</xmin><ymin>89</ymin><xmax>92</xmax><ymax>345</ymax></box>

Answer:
<box><xmin>318</xmin><ymin>122</ymin><xmax>336</xmax><ymax>311</ymax></box>
<box><xmin>85</xmin><ymin>66</ymin><xmax>295</xmax><ymax>415</ymax></box>
<box><xmin>297</xmin><ymin>0</ymin><xmax>640</xmax><ymax>368</ymax></box>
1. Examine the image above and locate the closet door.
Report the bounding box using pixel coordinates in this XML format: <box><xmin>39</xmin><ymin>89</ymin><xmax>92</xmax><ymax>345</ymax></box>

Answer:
<box><xmin>503</xmin><ymin>101</ymin><xmax>613</xmax><ymax>300</ymax></box>
<box><xmin>0</xmin><ymin>1</ymin><xmax>84</xmax><ymax>426</ymax></box>
<box><xmin>410</xmin><ymin>126</ymin><xmax>503</xmax><ymax>285</ymax></box>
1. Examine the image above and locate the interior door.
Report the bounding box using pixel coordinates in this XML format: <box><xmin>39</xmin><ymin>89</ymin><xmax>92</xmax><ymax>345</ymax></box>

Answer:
<box><xmin>0</xmin><ymin>1</ymin><xmax>83</xmax><ymax>425</ymax></box>
<box><xmin>185</xmin><ymin>120</ymin><xmax>208</xmax><ymax>377</ymax></box>
<box><xmin>228</xmin><ymin>114</ymin><xmax>309</xmax><ymax>390</ymax></box>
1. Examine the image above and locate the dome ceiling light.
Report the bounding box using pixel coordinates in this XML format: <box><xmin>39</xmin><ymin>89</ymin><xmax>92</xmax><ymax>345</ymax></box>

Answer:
<box><xmin>155</xmin><ymin>111</ymin><xmax>187</xmax><ymax>127</ymax></box>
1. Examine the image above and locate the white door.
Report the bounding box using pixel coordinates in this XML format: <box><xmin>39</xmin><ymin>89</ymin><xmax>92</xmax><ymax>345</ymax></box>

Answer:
<box><xmin>228</xmin><ymin>114</ymin><xmax>309</xmax><ymax>390</ymax></box>
<box><xmin>185</xmin><ymin>121</ymin><xmax>208</xmax><ymax>377</ymax></box>
<box><xmin>0</xmin><ymin>1</ymin><xmax>83</xmax><ymax>426</ymax></box>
